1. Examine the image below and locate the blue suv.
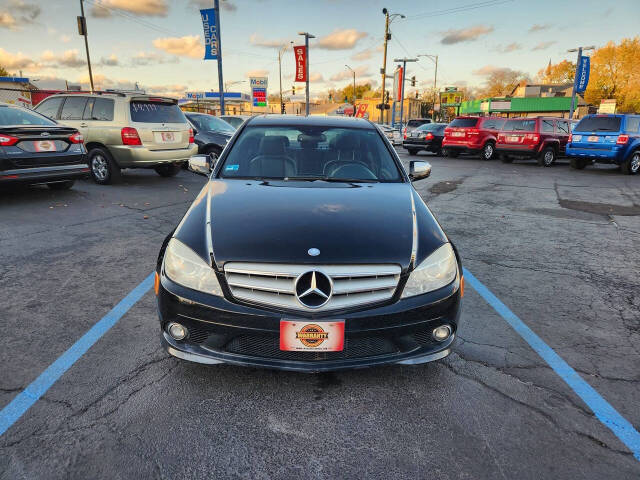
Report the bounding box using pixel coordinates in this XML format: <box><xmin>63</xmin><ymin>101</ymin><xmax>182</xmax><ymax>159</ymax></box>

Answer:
<box><xmin>566</xmin><ymin>114</ymin><xmax>640</xmax><ymax>174</ymax></box>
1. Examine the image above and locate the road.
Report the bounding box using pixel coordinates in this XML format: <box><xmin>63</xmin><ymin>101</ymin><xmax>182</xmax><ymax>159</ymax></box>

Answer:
<box><xmin>1</xmin><ymin>150</ymin><xmax>639</xmax><ymax>479</ymax></box>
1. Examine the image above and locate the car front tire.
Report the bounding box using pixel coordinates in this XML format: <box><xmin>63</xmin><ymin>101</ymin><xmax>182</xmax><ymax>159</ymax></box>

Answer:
<box><xmin>621</xmin><ymin>151</ymin><xmax>639</xmax><ymax>175</ymax></box>
<box><xmin>154</xmin><ymin>164</ymin><xmax>182</xmax><ymax>177</ymax></box>
<box><xmin>89</xmin><ymin>147</ymin><xmax>120</xmax><ymax>185</ymax></box>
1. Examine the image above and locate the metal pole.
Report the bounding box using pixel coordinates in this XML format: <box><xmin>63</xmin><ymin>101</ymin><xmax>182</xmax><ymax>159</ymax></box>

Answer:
<box><xmin>569</xmin><ymin>47</ymin><xmax>581</xmax><ymax>120</ymax></box>
<box><xmin>214</xmin><ymin>0</ymin><xmax>225</xmax><ymax>116</ymax></box>
<box><xmin>78</xmin><ymin>0</ymin><xmax>94</xmax><ymax>92</ymax></box>
<box><xmin>433</xmin><ymin>56</ymin><xmax>438</xmax><ymax>121</ymax></box>
<box><xmin>380</xmin><ymin>11</ymin><xmax>390</xmax><ymax>124</ymax></box>
<box><xmin>399</xmin><ymin>60</ymin><xmax>406</xmax><ymax>129</ymax></box>
<box><xmin>305</xmin><ymin>34</ymin><xmax>310</xmax><ymax>116</ymax></box>
<box><xmin>279</xmin><ymin>50</ymin><xmax>283</xmax><ymax>114</ymax></box>
<box><xmin>353</xmin><ymin>70</ymin><xmax>356</xmax><ymax>116</ymax></box>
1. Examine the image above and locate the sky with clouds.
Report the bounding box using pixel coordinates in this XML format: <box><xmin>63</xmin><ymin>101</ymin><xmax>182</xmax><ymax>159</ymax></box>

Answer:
<box><xmin>0</xmin><ymin>0</ymin><xmax>638</xmax><ymax>98</ymax></box>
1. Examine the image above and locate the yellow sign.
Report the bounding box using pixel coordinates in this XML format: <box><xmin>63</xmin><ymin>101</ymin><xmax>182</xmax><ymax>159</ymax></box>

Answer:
<box><xmin>440</xmin><ymin>91</ymin><xmax>462</xmax><ymax>106</ymax></box>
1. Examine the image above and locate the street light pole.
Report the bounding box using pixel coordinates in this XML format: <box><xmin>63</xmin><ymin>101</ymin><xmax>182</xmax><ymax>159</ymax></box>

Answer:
<box><xmin>213</xmin><ymin>0</ymin><xmax>225</xmax><ymax>116</ymax></box>
<box><xmin>380</xmin><ymin>8</ymin><xmax>404</xmax><ymax>124</ymax></box>
<box><xmin>298</xmin><ymin>32</ymin><xmax>315</xmax><ymax>116</ymax></box>
<box><xmin>567</xmin><ymin>45</ymin><xmax>595</xmax><ymax>119</ymax></box>
<box><xmin>278</xmin><ymin>42</ymin><xmax>293</xmax><ymax>115</ymax></box>
<box><xmin>78</xmin><ymin>0</ymin><xmax>94</xmax><ymax>92</ymax></box>
<box><xmin>345</xmin><ymin>65</ymin><xmax>356</xmax><ymax>116</ymax></box>
<box><xmin>394</xmin><ymin>58</ymin><xmax>418</xmax><ymax>129</ymax></box>
<box><xmin>418</xmin><ymin>54</ymin><xmax>438</xmax><ymax>121</ymax></box>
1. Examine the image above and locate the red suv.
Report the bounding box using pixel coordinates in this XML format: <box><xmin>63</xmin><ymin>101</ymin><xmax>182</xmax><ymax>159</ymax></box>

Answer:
<box><xmin>442</xmin><ymin>116</ymin><xmax>506</xmax><ymax>160</ymax></box>
<box><xmin>496</xmin><ymin>117</ymin><xmax>571</xmax><ymax>167</ymax></box>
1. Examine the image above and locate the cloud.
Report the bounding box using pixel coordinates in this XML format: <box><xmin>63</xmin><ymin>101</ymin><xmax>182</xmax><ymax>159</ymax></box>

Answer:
<box><xmin>440</xmin><ymin>25</ymin><xmax>493</xmax><ymax>45</ymax></box>
<box><xmin>249</xmin><ymin>34</ymin><xmax>291</xmax><ymax>49</ymax></box>
<box><xmin>309</xmin><ymin>72</ymin><xmax>323</xmax><ymax>82</ymax></box>
<box><xmin>147</xmin><ymin>84</ymin><xmax>188</xmax><ymax>98</ymax></box>
<box><xmin>330</xmin><ymin>65</ymin><xmax>372</xmax><ymax>82</ymax></box>
<box><xmin>130</xmin><ymin>51</ymin><xmax>178</xmax><ymax>66</ymax></box>
<box><xmin>153</xmin><ymin>35</ymin><xmax>204</xmax><ymax>59</ymax></box>
<box><xmin>100</xmin><ymin>54</ymin><xmax>119</xmax><ymax>66</ymax></box>
<box><xmin>528</xmin><ymin>23</ymin><xmax>551</xmax><ymax>33</ymax></box>
<box><xmin>0</xmin><ymin>13</ymin><xmax>17</xmax><ymax>29</ymax></box>
<box><xmin>0</xmin><ymin>47</ymin><xmax>36</xmax><ymax>70</ymax></box>
<box><xmin>41</xmin><ymin>49</ymin><xmax>86</xmax><ymax>68</ymax></box>
<box><xmin>532</xmin><ymin>41</ymin><xmax>556</xmax><ymax>51</ymax></box>
<box><xmin>351</xmin><ymin>47</ymin><xmax>375</xmax><ymax>61</ymax></box>
<box><xmin>90</xmin><ymin>0</ymin><xmax>169</xmax><ymax>18</ymax></box>
<box><xmin>494</xmin><ymin>42</ymin><xmax>522</xmax><ymax>53</ymax></box>
<box><xmin>246</xmin><ymin>69</ymin><xmax>268</xmax><ymax>77</ymax></box>
<box><xmin>60</xmin><ymin>34</ymin><xmax>71</xmax><ymax>43</ymax></box>
<box><xmin>472</xmin><ymin>65</ymin><xmax>518</xmax><ymax>76</ymax></box>
<box><xmin>7</xmin><ymin>0</ymin><xmax>41</xmax><ymax>23</ymax></box>
<box><xmin>316</xmin><ymin>29</ymin><xmax>368</xmax><ymax>50</ymax></box>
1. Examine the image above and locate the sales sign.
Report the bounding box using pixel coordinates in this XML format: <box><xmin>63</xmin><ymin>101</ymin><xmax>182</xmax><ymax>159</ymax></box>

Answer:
<box><xmin>200</xmin><ymin>8</ymin><xmax>218</xmax><ymax>60</ymax></box>
<box><xmin>355</xmin><ymin>103</ymin><xmax>368</xmax><ymax>118</ymax></box>
<box><xmin>575</xmin><ymin>55</ymin><xmax>590</xmax><ymax>93</ymax></box>
<box><xmin>293</xmin><ymin>45</ymin><xmax>307</xmax><ymax>82</ymax></box>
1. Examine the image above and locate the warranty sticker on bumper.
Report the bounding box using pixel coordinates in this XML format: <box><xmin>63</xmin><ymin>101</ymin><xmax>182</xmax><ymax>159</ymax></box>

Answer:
<box><xmin>280</xmin><ymin>320</ymin><xmax>345</xmax><ymax>352</ymax></box>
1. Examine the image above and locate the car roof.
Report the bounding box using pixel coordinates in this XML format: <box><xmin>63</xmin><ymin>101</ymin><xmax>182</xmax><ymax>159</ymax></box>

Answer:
<box><xmin>247</xmin><ymin>114</ymin><xmax>376</xmax><ymax>129</ymax></box>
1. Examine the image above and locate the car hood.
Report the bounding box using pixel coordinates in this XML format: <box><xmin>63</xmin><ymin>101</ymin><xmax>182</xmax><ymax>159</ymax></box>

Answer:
<box><xmin>206</xmin><ymin>180</ymin><xmax>421</xmax><ymax>269</ymax></box>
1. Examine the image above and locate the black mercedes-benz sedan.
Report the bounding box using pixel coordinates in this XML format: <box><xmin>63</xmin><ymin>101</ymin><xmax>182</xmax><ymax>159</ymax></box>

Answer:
<box><xmin>156</xmin><ymin>115</ymin><xmax>463</xmax><ymax>372</ymax></box>
<box><xmin>0</xmin><ymin>103</ymin><xmax>88</xmax><ymax>189</ymax></box>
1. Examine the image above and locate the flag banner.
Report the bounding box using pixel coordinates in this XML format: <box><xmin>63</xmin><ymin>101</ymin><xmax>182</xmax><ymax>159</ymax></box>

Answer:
<box><xmin>575</xmin><ymin>55</ymin><xmax>590</xmax><ymax>93</ymax></box>
<box><xmin>293</xmin><ymin>45</ymin><xmax>307</xmax><ymax>82</ymax></box>
<box><xmin>200</xmin><ymin>8</ymin><xmax>218</xmax><ymax>60</ymax></box>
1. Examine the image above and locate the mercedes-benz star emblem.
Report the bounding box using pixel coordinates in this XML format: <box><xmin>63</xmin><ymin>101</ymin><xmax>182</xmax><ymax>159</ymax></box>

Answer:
<box><xmin>307</xmin><ymin>248</ymin><xmax>320</xmax><ymax>256</ymax></box>
<box><xmin>295</xmin><ymin>271</ymin><xmax>332</xmax><ymax>308</ymax></box>
<box><xmin>40</xmin><ymin>132</ymin><xmax>50</xmax><ymax>137</ymax></box>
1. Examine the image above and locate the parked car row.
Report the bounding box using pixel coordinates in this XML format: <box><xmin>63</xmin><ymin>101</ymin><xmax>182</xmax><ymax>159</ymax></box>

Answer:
<box><xmin>402</xmin><ymin>113</ymin><xmax>640</xmax><ymax>175</ymax></box>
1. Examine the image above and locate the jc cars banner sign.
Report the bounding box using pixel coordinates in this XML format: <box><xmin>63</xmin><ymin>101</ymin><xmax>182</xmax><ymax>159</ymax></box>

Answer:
<box><xmin>293</xmin><ymin>45</ymin><xmax>307</xmax><ymax>82</ymax></box>
<box><xmin>575</xmin><ymin>55</ymin><xmax>590</xmax><ymax>93</ymax></box>
<box><xmin>200</xmin><ymin>8</ymin><xmax>218</xmax><ymax>60</ymax></box>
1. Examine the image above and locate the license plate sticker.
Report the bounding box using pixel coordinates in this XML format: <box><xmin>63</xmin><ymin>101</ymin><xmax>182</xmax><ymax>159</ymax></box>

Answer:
<box><xmin>34</xmin><ymin>140</ymin><xmax>57</xmax><ymax>152</ymax></box>
<box><xmin>588</xmin><ymin>136</ymin><xmax>599</xmax><ymax>142</ymax></box>
<box><xmin>280</xmin><ymin>320</ymin><xmax>345</xmax><ymax>352</ymax></box>
<box><xmin>160</xmin><ymin>132</ymin><xmax>176</xmax><ymax>142</ymax></box>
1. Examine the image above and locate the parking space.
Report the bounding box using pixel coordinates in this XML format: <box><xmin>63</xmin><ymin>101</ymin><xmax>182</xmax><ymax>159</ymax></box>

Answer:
<box><xmin>1</xmin><ymin>152</ymin><xmax>639</xmax><ymax>479</ymax></box>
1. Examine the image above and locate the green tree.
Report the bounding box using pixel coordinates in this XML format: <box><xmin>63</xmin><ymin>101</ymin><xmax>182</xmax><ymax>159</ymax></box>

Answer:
<box><xmin>477</xmin><ymin>69</ymin><xmax>529</xmax><ymax>98</ymax></box>
<box><xmin>0</xmin><ymin>65</ymin><xmax>9</xmax><ymax>76</ymax></box>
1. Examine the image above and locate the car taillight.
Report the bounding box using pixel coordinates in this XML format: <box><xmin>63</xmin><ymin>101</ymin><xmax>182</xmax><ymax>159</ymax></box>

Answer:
<box><xmin>568</xmin><ymin>134</ymin><xmax>572</xmax><ymax>143</ymax></box>
<box><xmin>467</xmin><ymin>128</ymin><xmax>479</xmax><ymax>136</ymax></box>
<box><xmin>616</xmin><ymin>134</ymin><xmax>629</xmax><ymax>145</ymax></box>
<box><xmin>444</xmin><ymin>128</ymin><xmax>451</xmax><ymax>137</ymax></box>
<box><xmin>189</xmin><ymin>128</ymin><xmax>194</xmax><ymax>144</ymax></box>
<box><xmin>69</xmin><ymin>132</ymin><xmax>84</xmax><ymax>144</ymax></box>
<box><xmin>403</xmin><ymin>134</ymin><xmax>407</xmax><ymax>140</ymax></box>
<box><xmin>0</xmin><ymin>134</ymin><xmax>19</xmax><ymax>146</ymax></box>
<box><xmin>121</xmin><ymin>127</ymin><xmax>142</xmax><ymax>146</ymax></box>
<box><xmin>425</xmin><ymin>132</ymin><xmax>434</xmax><ymax>140</ymax></box>
<box><xmin>524</xmin><ymin>133</ymin><xmax>540</xmax><ymax>144</ymax></box>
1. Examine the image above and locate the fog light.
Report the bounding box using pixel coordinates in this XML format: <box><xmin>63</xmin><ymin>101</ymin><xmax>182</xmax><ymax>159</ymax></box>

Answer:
<box><xmin>432</xmin><ymin>325</ymin><xmax>452</xmax><ymax>342</ymax></box>
<box><xmin>167</xmin><ymin>322</ymin><xmax>187</xmax><ymax>340</ymax></box>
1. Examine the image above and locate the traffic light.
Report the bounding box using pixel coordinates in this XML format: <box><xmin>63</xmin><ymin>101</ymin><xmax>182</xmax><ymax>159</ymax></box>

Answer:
<box><xmin>281</xmin><ymin>102</ymin><xmax>285</xmax><ymax>114</ymax></box>
<box><xmin>411</xmin><ymin>76</ymin><xmax>416</xmax><ymax>87</ymax></box>
<box><xmin>415</xmin><ymin>91</ymin><xmax>419</xmax><ymax>99</ymax></box>
<box><xmin>384</xmin><ymin>90</ymin><xmax>389</xmax><ymax>103</ymax></box>
<box><xmin>292</xmin><ymin>85</ymin><xmax>295</xmax><ymax>95</ymax></box>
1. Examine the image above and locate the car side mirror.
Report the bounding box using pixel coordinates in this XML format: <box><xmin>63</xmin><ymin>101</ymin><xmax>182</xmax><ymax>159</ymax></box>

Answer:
<box><xmin>188</xmin><ymin>154</ymin><xmax>212</xmax><ymax>176</ymax></box>
<box><xmin>409</xmin><ymin>160</ymin><xmax>431</xmax><ymax>181</ymax></box>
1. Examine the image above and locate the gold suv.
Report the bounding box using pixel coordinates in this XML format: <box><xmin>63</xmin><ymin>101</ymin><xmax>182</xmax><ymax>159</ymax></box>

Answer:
<box><xmin>34</xmin><ymin>93</ymin><xmax>198</xmax><ymax>184</ymax></box>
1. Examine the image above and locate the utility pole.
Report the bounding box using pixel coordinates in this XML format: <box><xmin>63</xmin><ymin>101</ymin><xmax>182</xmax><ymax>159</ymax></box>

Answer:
<box><xmin>278</xmin><ymin>42</ymin><xmax>293</xmax><ymax>115</ymax></box>
<box><xmin>394</xmin><ymin>58</ymin><xmax>418</xmax><ymax>129</ymax></box>
<box><xmin>345</xmin><ymin>65</ymin><xmax>356</xmax><ymax>116</ymax></box>
<box><xmin>214</xmin><ymin>0</ymin><xmax>225</xmax><ymax>116</ymax></box>
<box><xmin>379</xmin><ymin>8</ymin><xmax>404</xmax><ymax>124</ymax></box>
<box><xmin>298</xmin><ymin>32</ymin><xmax>315</xmax><ymax>116</ymax></box>
<box><xmin>418</xmin><ymin>54</ymin><xmax>438</xmax><ymax>121</ymax></box>
<box><xmin>567</xmin><ymin>45</ymin><xmax>595</xmax><ymax>119</ymax></box>
<box><xmin>78</xmin><ymin>0</ymin><xmax>94</xmax><ymax>92</ymax></box>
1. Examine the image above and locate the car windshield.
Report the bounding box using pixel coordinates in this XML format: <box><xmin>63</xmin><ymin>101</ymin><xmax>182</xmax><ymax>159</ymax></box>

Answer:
<box><xmin>503</xmin><ymin>119</ymin><xmax>536</xmax><ymax>132</ymax></box>
<box><xmin>574</xmin><ymin>116</ymin><xmax>622</xmax><ymax>132</ymax></box>
<box><xmin>189</xmin><ymin>115</ymin><xmax>235</xmax><ymax>133</ymax></box>
<box><xmin>0</xmin><ymin>106</ymin><xmax>56</xmax><ymax>126</ymax></box>
<box><xmin>129</xmin><ymin>100</ymin><xmax>186</xmax><ymax>123</ymax></box>
<box><xmin>219</xmin><ymin>125</ymin><xmax>402</xmax><ymax>182</ymax></box>
<box><xmin>448</xmin><ymin>118</ymin><xmax>478</xmax><ymax>128</ymax></box>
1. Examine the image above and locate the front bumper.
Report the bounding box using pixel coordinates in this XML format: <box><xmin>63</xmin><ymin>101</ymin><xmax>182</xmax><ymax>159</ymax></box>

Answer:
<box><xmin>157</xmin><ymin>273</ymin><xmax>462</xmax><ymax>372</ymax></box>
<box><xmin>0</xmin><ymin>163</ymin><xmax>89</xmax><ymax>184</ymax></box>
<box><xmin>109</xmin><ymin>144</ymin><xmax>198</xmax><ymax>168</ymax></box>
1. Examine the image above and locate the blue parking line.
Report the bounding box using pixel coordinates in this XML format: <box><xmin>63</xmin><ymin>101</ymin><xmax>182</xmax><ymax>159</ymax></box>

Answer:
<box><xmin>0</xmin><ymin>273</ymin><xmax>154</xmax><ymax>437</ymax></box>
<box><xmin>463</xmin><ymin>267</ymin><xmax>640</xmax><ymax>461</ymax></box>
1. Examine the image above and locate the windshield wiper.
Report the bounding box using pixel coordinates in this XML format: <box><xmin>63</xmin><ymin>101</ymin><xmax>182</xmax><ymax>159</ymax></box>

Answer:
<box><xmin>283</xmin><ymin>176</ymin><xmax>378</xmax><ymax>183</ymax></box>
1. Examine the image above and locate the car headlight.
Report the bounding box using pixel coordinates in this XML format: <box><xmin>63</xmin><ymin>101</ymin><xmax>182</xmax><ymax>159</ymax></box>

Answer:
<box><xmin>163</xmin><ymin>238</ymin><xmax>223</xmax><ymax>296</ymax></box>
<box><xmin>401</xmin><ymin>243</ymin><xmax>457</xmax><ymax>298</ymax></box>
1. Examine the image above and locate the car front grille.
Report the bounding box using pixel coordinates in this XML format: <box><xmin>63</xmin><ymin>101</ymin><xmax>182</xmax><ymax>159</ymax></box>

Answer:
<box><xmin>223</xmin><ymin>262</ymin><xmax>401</xmax><ymax>312</ymax></box>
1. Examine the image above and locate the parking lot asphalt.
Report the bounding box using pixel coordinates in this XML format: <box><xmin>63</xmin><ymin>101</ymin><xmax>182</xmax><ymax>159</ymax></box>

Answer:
<box><xmin>1</xmin><ymin>150</ymin><xmax>639</xmax><ymax>479</ymax></box>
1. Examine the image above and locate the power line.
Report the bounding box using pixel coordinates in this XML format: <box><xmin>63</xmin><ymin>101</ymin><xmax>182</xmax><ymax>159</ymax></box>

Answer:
<box><xmin>406</xmin><ymin>0</ymin><xmax>513</xmax><ymax>20</ymax></box>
